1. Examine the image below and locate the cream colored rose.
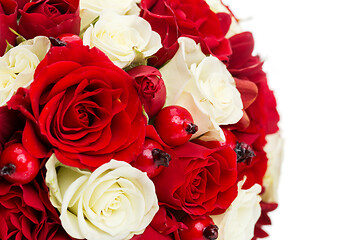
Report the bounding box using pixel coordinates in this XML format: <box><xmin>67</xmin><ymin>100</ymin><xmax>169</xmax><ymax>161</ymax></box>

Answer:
<box><xmin>0</xmin><ymin>36</ymin><xmax>50</xmax><ymax>106</ymax></box>
<box><xmin>262</xmin><ymin>132</ymin><xmax>284</xmax><ymax>203</ymax></box>
<box><xmin>211</xmin><ymin>180</ymin><xmax>262</xmax><ymax>240</ymax></box>
<box><xmin>160</xmin><ymin>37</ymin><xmax>243</xmax><ymax>141</ymax></box>
<box><xmin>204</xmin><ymin>0</ymin><xmax>242</xmax><ymax>37</ymax></box>
<box><xmin>45</xmin><ymin>155</ymin><xmax>159</xmax><ymax>240</ymax></box>
<box><xmin>80</xmin><ymin>0</ymin><xmax>140</xmax><ymax>31</ymax></box>
<box><xmin>83</xmin><ymin>13</ymin><xmax>162</xmax><ymax>68</ymax></box>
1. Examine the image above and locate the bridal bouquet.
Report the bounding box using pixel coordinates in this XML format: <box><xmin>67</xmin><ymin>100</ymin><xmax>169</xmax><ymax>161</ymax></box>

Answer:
<box><xmin>0</xmin><ymin>0</ymin><xmax>282</xmax><ymax>239</ymax></box>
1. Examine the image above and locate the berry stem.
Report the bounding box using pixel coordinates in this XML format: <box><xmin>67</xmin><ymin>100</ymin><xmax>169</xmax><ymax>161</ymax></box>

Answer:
<box><xmin>185</xmin><ymin>122</ymin><xmax>198</xmax><ymax>134</ymax></box>
<box><xmin>0</xmin><ymin>163</ymin><xmax>16</xmax><ymax>176</ymax></box>
<box><xmin>152</xmin><ymin>149</ymin><xmax>171</xmax><ymax>167</ymax></box>
<box><xmin>49</xmin><ymin>37</ymin><xmax>67</xmax><ymax>46</ymax></box>
<box><xmin>234</xmin><ymin>142</ymin><xmax>255</xmax><ymax>165</ymax></box>
<box><xmin>203</xmin><ymin>224</ymin><xmax>219</xmax><ymax>240</ymax></box>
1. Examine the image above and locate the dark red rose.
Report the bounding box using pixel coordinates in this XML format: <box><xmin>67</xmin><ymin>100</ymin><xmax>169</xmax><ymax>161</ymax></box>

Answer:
<box><xmin>0</xmin><ymin>107</ymin><xmax>24</xmax><ymax>154</ymax></box>
<box><xmin>0</xmin><ymin>0</ymin><xmax>17</xmax><ymax>55</ymax></box>
<box><xmin>0</xmin><ymin>177</ymin><xmax>73</xmax><ymax>240</ymax></box>
<box><xmin>152</xmin><ymin>142</ymin><xmax>238</xmax><ymax>216</ymax></box>
<box><xmin>224</xmin><ymin>32</ymin><xmax>280</xmax><ymax>189</ymax></box>
<box><xmin>228</xmin><ymin>32</ymin><xmax>280</xmax><ymax>135</ymax></box>
<box><xmin>128</xmin><ymin>65</ymin><xmax>166</xmax><ymax>118</ymax></box>
<box><xmin>253</xmin><ymin>202</ymin><xmax>278</xmax><ymax>240</ymax></box>
<box><xmin>140</xmin><ymin>0</ymin><xmax>232</xmax><ymax>66</ymax></box>
<box><xmin>131</xmin><ymin>226</ymin><xmax>172</xmax><ymax>240</ymax></box>
<box><xmin>18</xmin><ymin>43</ymin><xmax>146</xmax><ymax>170</ymax></box>
<box><xmin>131</xmin><ymin>206</ymin><xmax>185</xmax><ymax>240</ymax></box>
<box><xmin>18</xmin><ymin>0</ymin><xmax>80</xmax><ymax>40</ymax></box>
<box><xmin>14</xmin><ymin>0</ymin><xmax>29</xmax><ymax>9</ymax></box>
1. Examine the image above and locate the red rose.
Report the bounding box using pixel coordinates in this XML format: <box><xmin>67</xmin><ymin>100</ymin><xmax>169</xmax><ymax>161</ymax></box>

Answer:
<box><xmin>0</xmin><ymin>107</ymin><xmax>24</xmax><ymax>154</ymax></box>
<box><xmin>18</xmin><ymin>0</ymin><xmax>80</xmax><ymax>40</ymax></box>
<box><xmin>128</xmin><ymin>65</ymin><xmax>166</xmax><ymax>118</ymax></box>
<box><xmin>21</xmin><ymin>43</ymin><xmax>146</xmax><ymax>170</ymax></box>
<box><xmin>228</xmin><ymin>32</ymin><xmax>280</xmax><ymax>135</ymax></box>
<box><xmin>14</xmin><ymin>0</ymin><xmax>29</xmax><ymax>9</ymax></box>
<box><xmin>253</xmin><ymin>202</ymin><xmax>278</xmax><ymax>239</ymax></box>
<box><xmin>0</xmin><ymin>178</ymin><xmax>72</xmax><ymax>240</ymax></box>
<box><xmin>140</xmin><ymin>0</ymin><xmax>232</xmax><ymax>66</ymax></box>
<box><xmin>0</xmin><ymin>0</ymin><xmax>17</xmax><ymax>55</ymax></box>
<box><xmin>131</xmin><ymin>206</ymin><xmax>185</xmax><ymax>240</ymax></box>
<box><xmin>152</xmin><ymin>142</ymin><xmax>238</xmax><ymax>216</ymax></box>
<box><xmin>225</xmin><ymin>32</ymin><xmax>280</xmax><ymax>189</ymax></box>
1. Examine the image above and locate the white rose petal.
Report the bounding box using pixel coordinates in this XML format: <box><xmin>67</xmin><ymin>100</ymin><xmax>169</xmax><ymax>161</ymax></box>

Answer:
<box><xmin>83</xmin><ymin>13</ymin><xmax>162</xmax><ymax>68</ymax></box>
<box><xmin>80</xmin><ymin>0</ymin><xmax>140</xmax><ymax>31</ymax></box>
<box><xmin>262</xmin><ymin>132</ymin><xmax>284</xmax><ymax>202</ymax></box>
<box><xmin>211</xmin><ymin>180</ymin><xmax>262</xmax><ymax>240</ymax></box>
<box><xmin>45</xmin><ymin>155</ymin><xmax>159</xmax><ymax>240</ymax></box>
<box><xmin>0</xmin><ymin>36</ymin><xmax>51</xmax><ymax>106</ymax></box>
<box><xmin>160</xmin><ymin>37</ymin><xmax>243</xmax><ymax>141</ymax></box>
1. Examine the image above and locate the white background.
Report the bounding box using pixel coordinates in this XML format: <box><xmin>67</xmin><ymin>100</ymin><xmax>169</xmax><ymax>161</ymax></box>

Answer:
<box><xmin>223</xmin><ymin>0</ymin><xmax>360</xmax><ymax>239</ymax></box>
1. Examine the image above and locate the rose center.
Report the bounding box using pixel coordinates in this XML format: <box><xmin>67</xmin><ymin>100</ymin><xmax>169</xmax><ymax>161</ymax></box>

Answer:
<box><xmin>76</xmin><ymin>105</ymin><xmax>91</xmax><ymax>126</ymax></box>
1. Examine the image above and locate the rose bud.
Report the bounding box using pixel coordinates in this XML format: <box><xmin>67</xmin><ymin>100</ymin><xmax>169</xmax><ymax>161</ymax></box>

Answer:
<box><xmin>128</xmin><ymin>65</ymin><xmax>166</xmax><ymax>118</ymax></box>
<box><xmin>0</xmin><ymin>0</ymin><xmax>18</xmax><ymax>55</ymax></box>
<box><xmin>18</xmin><ymin>0</ymin><xmax>81</xmax><ymax>40</ymax></box>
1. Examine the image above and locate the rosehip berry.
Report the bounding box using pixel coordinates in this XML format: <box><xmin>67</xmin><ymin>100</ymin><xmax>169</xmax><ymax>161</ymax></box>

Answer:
<box><xmin>132</xmin><ymin>139</ymin><xmax>171</xmax><ymax>178</ymax></box>
<box><xmin>154</xmin><ymin>106</ymin><xmax>198</xmax><ymax>146</ymax></box>
<box><xmin>58</xmin><ymin>33</ymin><xmax>83</xmax><ymax>45</ymax></box>
<box><xmin>194</xmin><ymin>128</ymin><xmax>237</xmax><ymax>149</ymax></box>
<box><xmin>50</xmin><ymin>34</ymin><xmax>83</xmax><ymax>47</ymax></box>
<box><xmin>0</xmin><ymin>143</ymin><xmax>40</xmax><ymax>184</ymax></box>
<box><xmin>179</xmin><ymin>215</ymin><xmax>219</xmax><ymax>240</ymax></box>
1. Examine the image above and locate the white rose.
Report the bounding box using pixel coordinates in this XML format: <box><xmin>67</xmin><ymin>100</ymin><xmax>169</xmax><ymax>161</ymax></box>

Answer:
<box><xmin>262</xmin><ymin>132</ymin><xmax>284</xmax><ymax>202</ymax></box>
<box><xmin>211</xmin><ymin>180</ymin><xmax>262</xmax><ymax>240</ymax></box>
<box><xmin>204</xmin><ymin>0</ymin><xmax>243</xmax><ymax>37</ymax></box>
<box><xmin>159</xmin><ymin>37</ymin><xmax>243</xmax><ymax>141</ymax></box>
<box><xmin>0</xmin><ymin>36</ymin><xmax>50</xmax><ymax>106</ymax></box>
<box><xmin>80</xmin><ymin>0</ymin><xmax>140</xmax><ymax>31</ymax></box>
<box><xmin>45</xmin><ymin>155</ymin><xmax>159</xmax><ymax>240</ymax></box>
<box><xmin>83</xmin><ymin>13</ymin><xmax>162</xmax><ymax>68</ymax></box>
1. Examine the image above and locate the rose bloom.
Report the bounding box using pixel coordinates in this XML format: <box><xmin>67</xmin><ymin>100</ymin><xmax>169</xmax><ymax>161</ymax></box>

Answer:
<box><xmin>0</xmin><ymin>36</ymin><xmax>51</xmax><ymax>106</ymax></box>
<box><xmin>83</xmin><ymin>13</ymin><xmax>161</xmax><ymax>68</ymax></box>
<box><xmin>0</xmin><ymin>0</ymin><xmax>18</xmax><ymax>55</ymax></box>
<box><xmin>226</xmin><ymin>32</ymin><xmax>280</xmax><ymax>189</ymax></box>
<box><xmin>18</xmin><ymin>0</ymin><xmax>81</xmax><ymax>39</ymax></box>
<box><xmin>152</xmin><ymin>142</ymin><xmax>238</xmax><ymax>216</ymax></box>
<box><xmin>20</xmin><ymin>43</ymin><xmax>146</xmax><ymax>170</ymax></box>
<box><xmin>79</xmin><ymin>0</ymin><xmax>140</xmax><ymax>30</ymax></box>
<box><xmin>204</xmin><ymin>0</ymin><xmax>243</xmax><ymax>38</ymax></box>
<box><xmin>0</xmin><ymin>106</ymin><xmax>24</xmax><ymax>154</ymax></box>
<box><xmin>0</xmin><ymin>177</ymin><xmax>72</xmax><ymax>240</ymax></box>
<box><xmin>131</xmin><ymin>206</ymin><xmax>184</xmax><ymax>239</ymax></box>
<box><xmin>127</xmin><ymin>65</ymin><xmax>166</xmax><ymax>118</ymax></box>
<box><xmin>160</xmin><ymin>37</ymin><xmax>243</xmax><ymax>142</ymax></box>
<box><xmin>14</xmin><ymin>0</ymin><xmax>30</xmax><ymax>9</ymax></box>
<box><xmin>140</xmin><ymin>0</ymin><xmax>232</xmax><ymax>66</ymax></box>
<box><xmin>262</xmin><ymin>132</ymin><xmax>284</xmax><ymax>203</ymax></box>
<box><xmin>46</xmin><ymin>155</ymin><xmax>159</xmax><ymax>240</ymax></box>
<box><xmin>211</xmin><ymin>180</ymin><xmax>262</xmax><ymax>240</ymax></box>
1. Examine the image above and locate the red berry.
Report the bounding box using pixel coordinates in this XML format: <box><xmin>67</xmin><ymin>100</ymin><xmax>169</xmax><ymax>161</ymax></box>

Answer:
<box><xmin>179</xmin><ymin>215</ymin><xmax>219</xmax><ymax>240</ymax></box>
<box><xmin>154</xmin><ymin>106</ymin><xmax>198</xmax><ymax>146</ymax></box>
<box><xmin>194</xmin><ymin>128</ymin><xmax>237</xmax><ymax>149</ymax></box>
<box><xmin>57</xmin><ymin>33</ymin><xmax>83</xmax><ymax>45</ymax></box>
<box><xmin>0</xmin><ymin>143</ymin><xmax>40</xmax><ymax>184</ymax></box>
<box><xmin>132</xmin><ymin>139</ymin><xmax>171</xmax><ymax>178</ymax></box>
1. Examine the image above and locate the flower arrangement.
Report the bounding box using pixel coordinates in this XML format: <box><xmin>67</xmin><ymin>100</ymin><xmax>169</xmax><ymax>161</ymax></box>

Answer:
<box><xmin>0</xmin><ymin>0</ymin><xmax>282</xmax><ymax>239</ymax></box>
